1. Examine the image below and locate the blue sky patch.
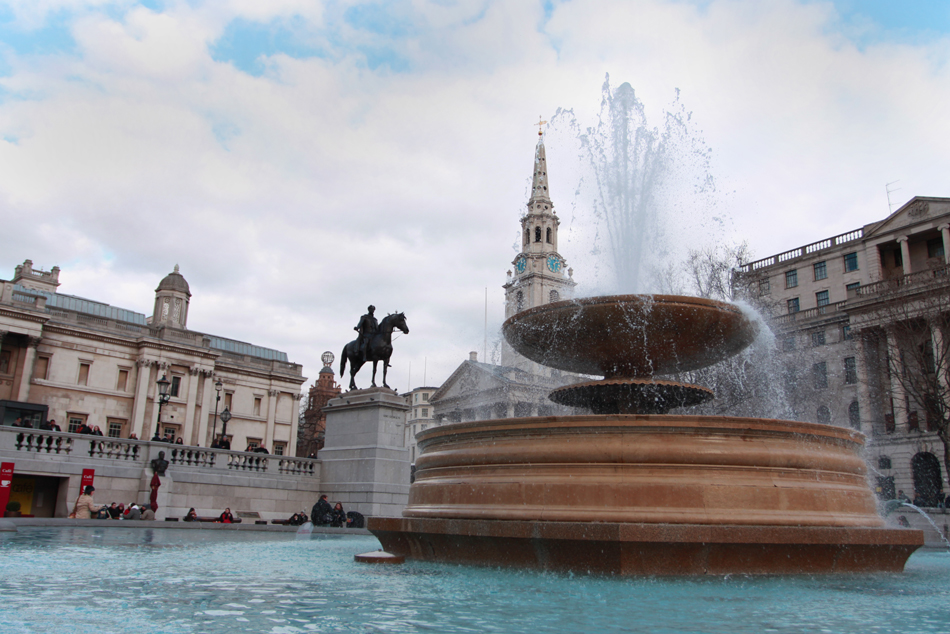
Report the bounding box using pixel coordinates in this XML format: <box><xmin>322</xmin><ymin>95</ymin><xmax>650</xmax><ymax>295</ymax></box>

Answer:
<box><xmin>209</xmin><ymin>16</ymin><xmax>325</xmax><ymax>76</ymax></box>
<box><xmin>0</xmin><ymin>7</ymin><xmax>77</xmax><ymax>59</ymax></box>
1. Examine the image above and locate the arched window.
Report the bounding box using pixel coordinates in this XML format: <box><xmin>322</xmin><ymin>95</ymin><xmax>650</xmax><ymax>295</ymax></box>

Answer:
<box><xmin>516</xmin><ymin>291</ymin><xmax>524</xmax><ymax>312</ymax></box>
<box><xmin>524</xmin><ymin>229</ymin><xmax>529</xmax><ymax>246</ymax></box>
<box><xmin>546</xmin><ymin>227</ymin><xmax>552</xmax><ymax>243</ymax></box>
<box><xmin>848</xmin><ymin>401</ymin><xmax>860</xmax><ymax>429</ymax></box>
<box><xmin>816</xmin><ymin>405</ymin><xmax>831</xmax><ymax>424</ymax></box>
<box><xmin>534</xmin><ymin>226</ymin><xmax>541</xmax><ymax>242</ymax></box>
<box><xmin>912</xmin><ymin>452</ymin><xmax>944</xmax><ymax>506</ymax></box>
<box><xmin>549</xmin><ymin>290</ymin><xmax>559</xmax><ymax>303</ymax></box>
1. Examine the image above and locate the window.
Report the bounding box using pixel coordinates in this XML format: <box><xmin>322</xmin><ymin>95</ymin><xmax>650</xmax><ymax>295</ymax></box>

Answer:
<box><xmin>759</xmin><ymin>278</ymin><xmax>770</xmax><ymax>295</ymax></box>
<box><xmin>170</xmin><ymin>375</ymin><xmax>181</xmax><ymax>397</ymax></box>
<box><xmin>67</xmin><ymin>414</ymin><xmax>86</xmax><ymax>433</ymax></box>
<box><xmin>842</xmin><ymin>325</ymin><xmax>852</xmax><ymax>340</ymax></box>
<box><xmin>811</xmin><ymin>331</ymin><xmax>825</xmax><ymax>347</ymax></box>
<box><xmin>878</xmin><ymin>456</ymin><xmax>891</xmax><ymax>470</ymax></box>
<box><xmin>783</xmin><ymin>368</ymin><xmax>798</xmax><ymax>393</ymax></box>
<box><xmin>78</xmin><ymin>363</ymin><xmax>90</xmax><ymax>386</ymax></box>
<box><xmin>516</xmin><ymin>291</ymin><xmax>524</xmax><ymax>312</ymax></box>
<box><xmin>787</xmin><ymin>298</ymin><xmax>800</xmax><ymax>314</ymax></box>
<box><xmin>254</xmin><ymin>397</ymin><xmax>262</xmax><ymax>417</ymax></box>
<box><xmin>116</xmin><ymin>368</ymin><xmax>129</xmax><ymax>391</ymax></box>
<box><xmin>928</xmin><ymin>238</ymin><xmax>945</xmax><ymax>259</ymax></box>
<box><xmin>849</xmin><ymin>402</ymin><xmax>861</xmax><ymax>429</ymax></box>
<box><xmin>273</xmin><ymin>442</ymin><xmax>287</xmax><ymax>456</ymax></box>
<box><xmin>534</xmin><ymin>226</ymin><xmax>541</xmax><ymax>242</ymax></box>
<box><xmin>421</xmin><ymin>424</ymin><xmax>427</xmax><ymax>431</ymax></box>
<box><xmin>845</xmin><ymin>282</ymin><xmax>860</xmax><ymax>297</ymax></box>
<box><xmin>224</xmin><ymin>393</ymin><xmax>233</xmax><ymax>410</ymax></box>
<box><xmin>785</xmin><ymin>270</ymin><xmax>798</xmax><ymax>288</ymax></box>
<box><xmin>523</xmin><ymin>229</ymin><xmax>529</xmax><ymax>246</ymax></box>
<box><xmin>0</xmin><ymin>350</ymin><xmax>10</xmax><ymax>374</ymax></box>
<box><xmin>107</xmin><ymin>418</ymin><xmax>126</xmax><ymax>438</ymax></box>
<box><xmin>844</xmin><ymin>252</ymin><xmax>858</xmax><ymax>272</ymax></box>
<box><xmin>32</xmin><ymin>356</ymin><xmax>50</xmax><ymax>381</ymax></box>
<box><xmin>908</xmin><ymin>411</ymin><xmax>919</xmax><ymax>431</ymax></box>
<box><xmin>884</xmin><ymin>413</ymin><xmax>895</xmax><ymax>434</ymax></box>
<box><xmin>844</xmin><ymin>357</ymin><xmax>857</xmax><ymax>384</ymax></box>
<box><xmin>422</xmin><ymin>408</ymin><xmax>428</xmax><ymax>418</ymax></box>
<box><xmin>814</xmin><ymin>261</ymin><xmax>827</xmax><ymax>281</ymax></box>
<box><xmin>816</xmin><ymin>290</ymin><xmax>830</xmax><ymax>307</ymax></box>
<box><xmin>816</xmin><ymin>406</ymin><xmax>831</xmax><ymax>424</ymax></box>
<box><xmin>813</xmin><ymin>362</ymin><xmax>828</xmax><ymax>390</ymax></box>
<box><xmin>546</xmin><ymin>227</ymin><xmax>552</xmax><ymax>243</ymax></box>
<box><xmin>782</xmin><ymin>336</ymin><xmax>796</xmax><ymax>352</ymax></box>
<box><xmin>245</xmin><ymin>438</ymin><xmax>261</xmax><ymax>450</ymax></box>
<box><xmin>422</xmin><ymin>393</ymin><xmax>429</xmax><ymax>402</ymax></box>
<box><xmin>163</xmin><ymin>425</ymin><xmax>179</xmax><ymax>441</ymax></box>
<box><xmin>549</xmin><ymin>290</ymin><xmax>560</xmax><ymax>303</ymax></box>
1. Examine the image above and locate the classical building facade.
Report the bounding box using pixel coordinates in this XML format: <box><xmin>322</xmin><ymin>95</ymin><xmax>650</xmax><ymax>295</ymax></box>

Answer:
<box><xmin>736</xmin><ymin>197</ymin><xmax>950</xmax><ymax>505</ymax></box>
<box><xmin>403</xmin><ymin>385</ymin><xmax>438</xmax><ymax>464</ymax></box>
<box><xmin>0</xmin><ymin>261</ymin><xmax>306</xmax><ymax>455</ymax></box>
<box><xmin>431</xmin><ymin>135</ymin><xmax>580</xmax><ymax>429</ymax></box>
<box><xmin>297</xmin><ymin>352</ymin><xmax>342</xmax><ymax>457</ymax></box>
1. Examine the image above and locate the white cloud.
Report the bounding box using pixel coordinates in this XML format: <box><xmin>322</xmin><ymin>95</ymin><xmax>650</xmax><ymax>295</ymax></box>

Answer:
<box><xmin>1</xmin><ymin>0</ymin><xmax>948</xmax><ymax>391</ymax></box>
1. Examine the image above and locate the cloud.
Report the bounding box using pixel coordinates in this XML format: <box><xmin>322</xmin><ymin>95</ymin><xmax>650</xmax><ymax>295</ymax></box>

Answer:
<box><xmin>1</xmin><ymin>0</ymin><xmax>949</xmax><ymax>392</ymax></box>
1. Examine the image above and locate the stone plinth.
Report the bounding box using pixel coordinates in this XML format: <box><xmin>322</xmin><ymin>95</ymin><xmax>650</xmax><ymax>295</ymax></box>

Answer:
<box><xmin>320</xmin><ymin>387</ymin><xmax>410</xmax><ymax>518</ymax></box>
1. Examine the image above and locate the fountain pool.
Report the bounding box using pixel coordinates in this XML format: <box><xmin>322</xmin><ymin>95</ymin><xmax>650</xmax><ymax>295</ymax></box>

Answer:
<box><xmin>1</xmin><ymin>527</ymin><xmax>948</xmax><ymax>634</ymax></box>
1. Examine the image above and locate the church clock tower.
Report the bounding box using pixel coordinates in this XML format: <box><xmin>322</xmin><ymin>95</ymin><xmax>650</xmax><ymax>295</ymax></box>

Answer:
<box><xmin>501</xmin><ymin>130</ymin><xmax>576</xmax><ymax>370</ymax></box>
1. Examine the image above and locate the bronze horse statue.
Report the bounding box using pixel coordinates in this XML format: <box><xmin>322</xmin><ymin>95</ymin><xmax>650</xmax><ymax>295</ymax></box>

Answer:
<box><xmin>341</xmin><ymin>312</ymin><xmax>409</xmax><ymax>390</ymax></box>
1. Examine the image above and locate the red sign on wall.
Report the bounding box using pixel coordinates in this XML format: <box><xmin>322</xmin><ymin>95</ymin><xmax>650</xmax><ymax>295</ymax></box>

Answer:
<box><xmin>80</xmin><ymin>469</ymin><xmax>95</xmax><ymax>491</ymax></box>
<box><xmin>0</xmin><ymin>462</ymin><xmax>14</xmax><ymax>514</ymax></box>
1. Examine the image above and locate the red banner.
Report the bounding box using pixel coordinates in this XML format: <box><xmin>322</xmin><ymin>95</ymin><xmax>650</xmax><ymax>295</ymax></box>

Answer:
<box><xmin>0</xmin><ymin>462</ymin><xmax>13</xmax><ymax>514</ymax></box>
<box><xmin>80</xmin><ymin>469</ymin><xmax>95</xmax><ymax>491</ymax></box>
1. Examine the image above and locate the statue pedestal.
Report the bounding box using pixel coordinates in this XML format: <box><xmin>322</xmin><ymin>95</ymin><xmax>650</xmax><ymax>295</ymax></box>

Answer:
<box><xmin>319</xmin><ymin>387</ymin><xmax>410</xmax><ymax>519</ymax></box>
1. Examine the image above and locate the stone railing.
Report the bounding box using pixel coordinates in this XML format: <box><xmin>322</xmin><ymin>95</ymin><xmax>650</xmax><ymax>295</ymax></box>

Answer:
<box><xmin>88</xmin><ymin>438</ymin><xmax>142</xmax><ymax>461</ymax></box>
<box><xmin>12</xmin><ymin>430</ymin><xmax>73</xmax><ymax>454</ymax></box>
<box><xmin>738</xmin><ymin>228</ymin><xmax>864</xmax><ymax>272</ymax></box>
<box><xmin>10</xmin><ymin>290</ymin><xmax>47</xmax><ymax>310</ymax></box>
<box><xmin>772</xmin><ymin>301</ymin><xmax>848</xmax><ymax>325</ymax></box>
<box><xmin>854</xmin><ymin>266</ymin><xmax>949</xmax><ymax>298</ymax></box>
<box><xmin>168</xmin><ymin>447</ymin><xmax>217</xmax><ymax>468</ymax></box>
<box><xmin>1</xmin><ymin>427</ymin><xmax>318</xmax><ymax>477</ymax></box>
<box><xmin>278</xmin><ymin>457</ymin><xmax>318</xmax><ymax>476</ymax></box>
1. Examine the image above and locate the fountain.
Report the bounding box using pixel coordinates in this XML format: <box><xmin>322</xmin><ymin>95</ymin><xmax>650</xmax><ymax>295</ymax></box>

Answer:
<box><xmin>370</xmin><ymin>292</ymin><xmax>923</xmax><ymax>574</ymax></box>
<box><xmin>369</xmin><ymin>80</ymin><xmax>923</xmax><ymax>574</ymax></box>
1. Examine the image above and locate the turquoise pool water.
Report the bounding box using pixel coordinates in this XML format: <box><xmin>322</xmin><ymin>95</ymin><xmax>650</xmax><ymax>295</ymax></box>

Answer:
<box><xmin>1</xmin><ymin>527</ymin><xmax>948</xmax><ymax>634</ymax></box>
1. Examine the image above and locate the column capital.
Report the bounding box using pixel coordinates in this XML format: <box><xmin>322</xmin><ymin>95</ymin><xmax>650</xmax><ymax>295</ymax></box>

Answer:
<box><xmin>136</xmin><ymin>358</ymin><xmax>154</xmax><ymax>368</ymax></box>
<box><xmin>896</xmin><ymin>235</ymin><xmax>909</xmax><ymax>244</ymax></box>
<box><xmin>26</xmin><ymin>336</ymin><xmax>42</xmax><ymax>349</ymax></box>
<box><xmin>188</xmin><ymin>366</ymin><xmax>201</xmax><ymax>376</ymax></box>
<box><xmin>268</xmin><ymin>389</ymin><xmax>280</xmax><ymax>398</ymax></box>
<box><xmin>293</xmin><ymin>393</ymin><xmax>304</xmax><ymax>401</ymax></box>
<box><xmin>938</xmin><ymin>223</ymin><xmax>950</xmax><ymax>232</ymax></box>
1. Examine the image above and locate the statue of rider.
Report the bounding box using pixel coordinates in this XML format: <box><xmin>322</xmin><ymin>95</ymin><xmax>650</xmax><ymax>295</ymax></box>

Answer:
<box><xmin>354</xmin><ymin>305</ymin><xmax>378</xmax><ymax>363</ymax></box>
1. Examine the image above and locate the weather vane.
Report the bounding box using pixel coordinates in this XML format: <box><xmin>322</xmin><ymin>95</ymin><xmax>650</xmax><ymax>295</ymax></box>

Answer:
<box><xmin>536</xmin><ymin>116</ymin><xmax>547</xmax><ymax>137</ymax></box>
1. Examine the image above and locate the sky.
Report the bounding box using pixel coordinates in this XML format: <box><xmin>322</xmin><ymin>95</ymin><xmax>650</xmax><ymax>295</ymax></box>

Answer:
<box><xmin>1</xmin><ymin>0</ymin><xmax>948</xmax><ymax>394</ymax></box>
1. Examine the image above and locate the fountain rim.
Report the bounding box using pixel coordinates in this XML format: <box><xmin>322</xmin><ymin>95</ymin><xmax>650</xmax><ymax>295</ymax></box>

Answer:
<box><xmin>414</xmin><ymin>414</ymin><xmax>867</xmax><ymax>448</ymax></box>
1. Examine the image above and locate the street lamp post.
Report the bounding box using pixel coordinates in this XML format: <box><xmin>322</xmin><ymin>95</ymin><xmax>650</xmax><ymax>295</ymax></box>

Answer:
<box><xmin>219</xmin><ymin>407</ymin><xmax>232</xmax><ymax>448</ymax></box>
<box><xmin>211</xmin><ymin>379</ymin><xmax>223</xmax><ymax>446</ymax></box>
<box><xmin>155</xmin><ymin>374</ymin><xmax>172</xmax><ymax>440</ymax></box>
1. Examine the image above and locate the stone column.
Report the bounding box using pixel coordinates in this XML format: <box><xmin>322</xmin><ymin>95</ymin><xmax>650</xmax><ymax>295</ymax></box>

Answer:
<box><xmin>320</xmin><ymin>387</ymin><xmax>411</xmax><ymax>518</ymax></box>
<box><xmin>131</xmin><ymin>359</ymin><xmax>153</xmax><ymax>439</ymax></box>
<box><xmin>265</xmin><ymin>389</ymin><xmax>278</xmax><ymax>450</ymax></box>
<box><xmin>933</xmin><ymin>324</ymin><xmax>949</xmax><ymax>400</ymax></box>
<box><xmin>0</xmin><ymin>330</ymin><xmax>6</xmax><ymax>358</ymax></box>
<box><xmin>196</xmin><ymin>372</ymin><xmax>214</xmax><ymax>447</ymax></box>
<box><xmin>855</xmin><ymin>342</ymin><xmax>874</xmax><ymax>435</ymax></box>
<box><xmin>940</xmin><ymin>224</ymin><xmax>950</xmax><ymax>266</ymax></box>
<box><xmin>885</xmin><ymin>329</ymin><xmax>907</xmax><ymax>430</ymax></box>
<box><xmin>289</xmin><ymin>392</ymin><xmax>303</xmax><ymax>456</ymax></box>
<box><xmin>897</xmin><ymin>236</ymin><xmax>912</xmax><ymax>276</ymax></box>
<box><xmin>182</xmin><ymin>367</ymin><xmax>200</xmax><ymax>445</ymax></box>
<box><xmin>16</xmin><ymin>337</ymin><xmax>41</xmax><ymax>402</ymax></box>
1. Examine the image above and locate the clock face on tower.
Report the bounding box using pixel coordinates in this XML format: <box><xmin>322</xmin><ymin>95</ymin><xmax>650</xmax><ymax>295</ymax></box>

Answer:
<box><xmin>547</xmin><ymin>255</ymin><xmax>562</xmax><ymax>273</ymax></box>
<box><xmin>515</xmin><ymin>255</ymin><xmax>527</xmax><ymax>274</ymax></box>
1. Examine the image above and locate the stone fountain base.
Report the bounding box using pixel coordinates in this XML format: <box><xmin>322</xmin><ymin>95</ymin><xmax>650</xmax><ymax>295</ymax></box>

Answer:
<box><xmin>369</xmin><ymin>517</ymin><xmax>922</xmax><ymax>575</ymax></box>
<box><xmin>368</xmin><ymin>414</ymin><xmax>924</xmax><ymax>574</ymax></box>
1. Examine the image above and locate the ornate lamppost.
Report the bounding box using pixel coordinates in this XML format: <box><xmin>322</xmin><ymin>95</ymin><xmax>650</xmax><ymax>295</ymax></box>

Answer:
<box><xmin>155</xmin><ymin>374</ymin><xmax>172</xmax><ymax>439</ymax></box>
<box><xmin>211</xmin><ymin>378</ymin><xmax>223</xmax><ymax>446</ymax></box>
<box><xmin>219</xmin><ymin>407</ymin><xmax>232</xmax><ymax>448</ymax></box>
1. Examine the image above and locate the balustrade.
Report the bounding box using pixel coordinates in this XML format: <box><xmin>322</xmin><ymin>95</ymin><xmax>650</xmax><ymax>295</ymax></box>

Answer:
<box><xmin>13</xmin><ymin>431</ymin><xmax>73</xmax><ymax>454</ymax></box>
<box><xmin>169</xmin><ymin>447</ymin><xmax>216</xmax><ymax>468</ymax></box>
<box><xmin>88</xmin><ymin>438</ymin><xmax>141</xmax><ymax>461</ymax></box>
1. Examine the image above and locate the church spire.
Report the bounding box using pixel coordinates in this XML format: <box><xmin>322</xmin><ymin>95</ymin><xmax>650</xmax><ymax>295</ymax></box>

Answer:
<box><xmin>529</xmin><ymin>135</ymin><xmax>552</xmax><ymax>206</ymax></box>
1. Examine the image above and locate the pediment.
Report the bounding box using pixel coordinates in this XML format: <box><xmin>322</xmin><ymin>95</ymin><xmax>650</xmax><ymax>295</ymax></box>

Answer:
<box><xmin>864</xmin><ymin>197</ymin><xmax>950</xmax><ymax>239</ymax></box>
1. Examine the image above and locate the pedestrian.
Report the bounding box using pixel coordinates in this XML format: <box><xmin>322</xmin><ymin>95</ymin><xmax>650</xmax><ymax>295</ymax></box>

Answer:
<box><xmin>311</xmin><ymin>495</ymin><xmax>332</xmax><ymax>525</ymax></box>
<box><xmin>71</xmin><ymin>485</ymin><xmax>102</xmax><ymax>519</ymax></box>
<box><xmin>218</xmin><ymin>508</ymin><xmax>234</xmax><ymax>523</ymax></box>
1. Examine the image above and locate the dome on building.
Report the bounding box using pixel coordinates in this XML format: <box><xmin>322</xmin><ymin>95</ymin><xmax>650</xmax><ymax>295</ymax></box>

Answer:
<box><xmin>156</xmin><ymin>264</ymin><xmax>191</xmax><ymax>296</ymax></box>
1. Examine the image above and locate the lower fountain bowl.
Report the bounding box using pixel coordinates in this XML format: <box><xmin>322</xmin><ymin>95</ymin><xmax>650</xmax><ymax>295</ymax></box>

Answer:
<box><xmin>369</xmin><ymin>414</ymin><xmax>923</xmax><ymax>574</ymax></box>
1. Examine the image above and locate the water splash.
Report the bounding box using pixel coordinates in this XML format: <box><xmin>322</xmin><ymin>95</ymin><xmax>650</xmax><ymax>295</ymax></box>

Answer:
<box><xmin>883</xmin><ymin>500</ymin><xmax>950</xmax><ymax>550</ymax></box>
<box><xmin>550</xmin><ymin>75</ymin><xmax>722</xmax><ymax>294</ymax></box>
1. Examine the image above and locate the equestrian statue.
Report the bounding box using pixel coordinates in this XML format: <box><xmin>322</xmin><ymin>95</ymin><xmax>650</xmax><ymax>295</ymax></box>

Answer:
<box><xmin>341</xmin><ymin>305</ymin><xmax>409</xmax><ymax>390</ymax></box>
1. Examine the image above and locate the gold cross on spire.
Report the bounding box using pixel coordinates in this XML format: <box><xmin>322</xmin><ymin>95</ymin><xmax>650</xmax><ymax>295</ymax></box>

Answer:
<box><xmin>536</xmin><ymin>116</ymin><xmax>547</xmax><ymax>137</ymax></box>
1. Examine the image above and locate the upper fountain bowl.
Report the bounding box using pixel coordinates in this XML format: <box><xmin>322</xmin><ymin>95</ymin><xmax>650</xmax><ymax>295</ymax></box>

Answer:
<box><xmin>503</xmin><ymin>295</ymin><xmax>758</xmax><ymax>379</ymax></box>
